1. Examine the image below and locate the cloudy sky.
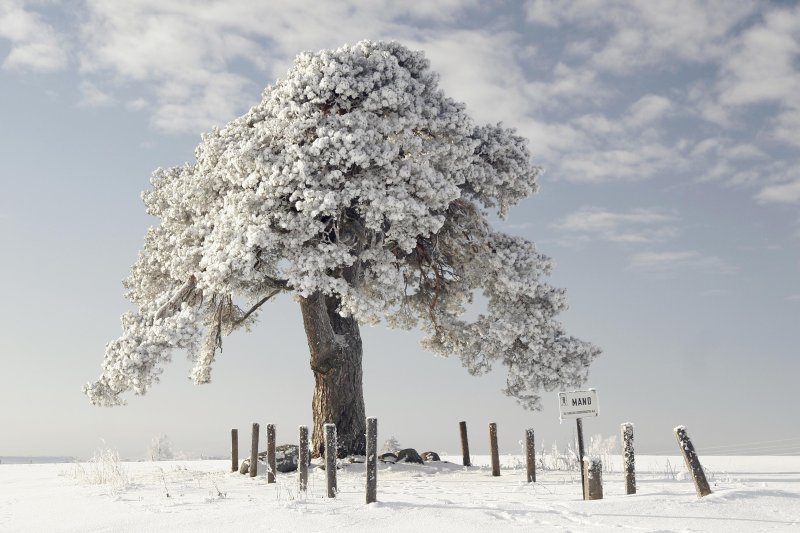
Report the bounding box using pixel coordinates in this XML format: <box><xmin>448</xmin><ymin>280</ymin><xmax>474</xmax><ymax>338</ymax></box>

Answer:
<box><xmin>2</xmin><ymin>0</ymin><xmax>799</xmax><ymax>459</ymax></box>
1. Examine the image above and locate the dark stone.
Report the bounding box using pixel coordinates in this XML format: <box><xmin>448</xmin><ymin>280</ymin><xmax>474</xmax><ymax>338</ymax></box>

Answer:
<box><xmin>238</xmin><ymin>444</ymin><xmax>304</xmax><ymax>475</ymax></box>
<box><xmin>379</xmin><ymin>452</ymin><xmax>398</xmax><ymax>464</ymax></box>
<box><xmin>421</xmin><ymin>451</ymin><xmax>440</xmax><ymax>462</ymax></box>
<box><xmin>396</xmin><ymin>448</ymin><xmax>424</xmax><ymax>464</ymax></box>
<box><xmin>274</xmin><ymin>444</ymin><xmax>301</xmax><ymax>473</ymax></box>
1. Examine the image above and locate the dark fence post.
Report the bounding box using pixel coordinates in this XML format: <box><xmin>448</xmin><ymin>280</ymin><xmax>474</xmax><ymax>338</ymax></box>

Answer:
<box><xmin>525</xmin><ymin>428</ymin><xmax>536</xmax><ymax>483</ymax></box>
<box><xmin>324</xmin><ymin>423</ymin><xmax>337</xmax><ymax>497</ymax></box>
<box><xmin>459</xmin><ymin>421</ymin><xmax>471</xmax><ymax>467</ymax></box>
<box><xmin>576</xmin><ymin>417</ymin><xmax>586</xmax><ymax>499</ymax></box>
<box><xmin>621</xmin><ymin>423</ymin><xmax>636</xmax><ymax>495</ymax></box>
<box><xmin>674</xmin><ymin>425</ymin><xmax>712</xmax><ymax>497</ymax></box>
<box><xmin>231</xmin><ymin>429</ymin><xmax>238</xmax><ymax>473</ymax></box>
<box><xmin>583</xmin><ymin>458</ymin><xmax>603</xmax><ymax>500</ymax></box>
<box><xmin>299</xmin><ymin>425</ymin><xmax>309</xmax><ymax>492</ymax></box>
<box><xmin>266</xmin><ymin>424</ymin><xmax>276</xmax><ymax>484</ymax></box>
<box><xmin>250</xmin><ymin>423</ymin><xmax>259</xmax><ymax>478</ymax></box>
<box><xmin>489</xmin><ymin>422</ymin><xmax>500</xmax><ymax>477</ymax></box>
<box><xmin>366</xmin><ymin>417</ymin><xmax>377</xmax><ymax>504</ymax></box>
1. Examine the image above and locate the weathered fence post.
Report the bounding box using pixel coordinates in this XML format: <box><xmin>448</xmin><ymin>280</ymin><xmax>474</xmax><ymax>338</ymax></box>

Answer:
<box><xmin>489</xmin><ymin>422</ymin><xmax>500</xmax><ymax>477</ymax></box>
<box><xmin>459</xmin><ymin>421</ymin><xmax>471</xmax><ymax>467</ymax></box>
<box><xmin>366</xmin><ymin>417</ymin><xmax>377</xmax><ymax>504</ymax></box>
<box><xmin>674</xmin><ymin>425</ymin><xmax>712</xmax><ymax>497</ymax></box>
<box><xmin>583</xmin><ymin>458</ymin><xmax>603</xmax><ymax>500</ymax></box>
<box><xmin>621</xmin><ymin>423</ymin><xmax>636</xmax><ymax>495</ymax></box>
<box><xmin>231</xmin><ymin>428</ymin><xmax>238</xmax><ymax>473</ymax></box>
<box><xmin>324</xmin><ymin>423</ymin><xmax>337</xmax><ymax>497</ymax></box>
<box><xmin>299</xmin><ymin>425</ymin><xmax>309</xmax><ymax>492</ymax></box>
<box><xmin>576</xmin><ymin>417</ymin><xmax>586</xmax><ymax>499</ymax></box>
<box><xmin>266</xmin><ymin>424</ymin><xmax>276</xmax><ymax>484</ymax></box>
<box><xmin>249</xmin><ymin>423</ymin><xmax>259</xmax><ymax>478</ymax></box>
<box><xmin>525</xmin><ymin>428</ymin><xmax>536</xmax><ymax>483</ymax></box>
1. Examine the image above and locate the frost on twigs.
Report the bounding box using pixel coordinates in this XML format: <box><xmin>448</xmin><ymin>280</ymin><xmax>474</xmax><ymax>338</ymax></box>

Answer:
<box><xmin>85</xmin><ymin>40</ymin><xmax>599</xmax><ymax>408</ymax></box>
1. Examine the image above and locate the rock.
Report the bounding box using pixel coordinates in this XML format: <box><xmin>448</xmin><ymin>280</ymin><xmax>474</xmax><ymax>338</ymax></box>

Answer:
<box><xmin>396</xmin><ymin>448</ymin><xmax>424</xmax><ymax>464</ymax></box>
<box><xmin>274</xmin><ymin>444</ymin><xmax>301</xmax><ymax>473</ymax></box>
<box><xmin>379</xmin><ymin>452</ymin><xmax>398</xmax><ymax>464</ymax></box>
<box><xmin>237</xmin><ymin>444</ymin><xmax>304</xmax><ymax>475</ymax></box>
<box><xmin>421</xmin><ymin>451</ymin><xmax>440</xmax><ymax>462</ymax></box>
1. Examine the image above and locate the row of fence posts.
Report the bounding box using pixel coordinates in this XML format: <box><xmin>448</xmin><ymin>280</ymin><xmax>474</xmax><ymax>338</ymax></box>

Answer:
<box><xmin>229</xmin><ymin>419</ymin><xmax>711</xmax><ymax>503</ymax></box>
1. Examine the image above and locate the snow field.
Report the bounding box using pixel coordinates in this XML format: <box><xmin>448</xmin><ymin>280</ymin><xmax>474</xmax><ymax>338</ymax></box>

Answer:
<box><xmin>1</xmin><ymin>455</ymin><xmax>799</xmax><ymax>531</ymax></box>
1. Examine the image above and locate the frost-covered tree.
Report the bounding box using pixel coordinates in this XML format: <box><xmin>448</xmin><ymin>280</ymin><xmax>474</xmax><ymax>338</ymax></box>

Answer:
<box><xmin>148</xmin><ymin>434</ymin><xmax>174</xmax><ymax>461</ymax></box>
<box><xmin>85</xmin><ymin>41</ymin><xmax>600</xmax><ymax>457</ymax></box>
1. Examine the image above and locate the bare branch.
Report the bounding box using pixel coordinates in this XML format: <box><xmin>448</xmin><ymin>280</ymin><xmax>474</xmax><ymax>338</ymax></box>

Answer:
<box><xmin>234</xmin><ymin>288</ymin><xmax>282</xmax><ymax>327</ymax></box>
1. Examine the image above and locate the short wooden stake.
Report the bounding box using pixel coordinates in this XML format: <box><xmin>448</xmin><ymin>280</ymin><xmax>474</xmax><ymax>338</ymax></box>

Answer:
<box><xmin>366</xmin><ymin>417</ymin><xmax>378</xmax><ymax>504</ymax></box>
<box><xmin>324</xmin><ymin>423</ymin><xmax>337</xmax><ymax>497</ymax></box>
<box><xmin>299</xmin><ymin>425</ymin><xmax>309</xmax><ymax>492</ymax></box>
<box><xmin>674</xmin><ymin>425</ymin><xmax>712</xmax><ymax>497</ymax></box>
<box><xmin>576</xmin><ymin>418</ymin><xmax>586</xmax><ymax>499</ymax></box>
<box><xmin>231</xmin><ymin>429</ymin><xmax>238</xmax><ymax>473</ymax></box>
<box><xmin>525</xmin><ymin>428</ymin><xmax>536</xmax><ymax>483</ymax></box>
<box><xmin>583</xmin><ymin>458</ymin><xmax>603</xmax><ymax>500</ymax></box>
<box><xmin>266</xmin><ymin>424</ymin><xmax>276</xmax><ymax>484</ymax></box>
<box><xmin>489</xmin><ymin>422</ymin><xmax>500</xmax><ymax>477</ymax></box>
<box><xmin>459</xmin><ymin>421</ymin><xmax>471</xmax><ymax>466</ymax></box>
<box><xmin>621</xmin><ymin>423</ymin><xmax>636</xmax><ymax>495</ymax></box>
<box><xmin>249</xmin><ymin>423</ymin><xmax>259</xmax><ymax>478</ymax></box>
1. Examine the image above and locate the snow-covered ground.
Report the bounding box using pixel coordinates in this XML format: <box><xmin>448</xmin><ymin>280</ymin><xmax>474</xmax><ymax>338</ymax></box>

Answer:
<box><xmin>2</xmin><ymin>454</ymin><xmax>799</xmax><ymax>531</ymax></box>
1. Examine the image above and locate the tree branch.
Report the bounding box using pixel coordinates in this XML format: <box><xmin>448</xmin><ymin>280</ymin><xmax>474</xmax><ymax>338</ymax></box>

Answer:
<box><xmin>234</xmin><ymin>288</ymin><xmax>282</xmax><ymax>327</ymax></box>
<box><xmin>154</xmin><ymin>275</ymin><xmax>197</xmax><ymax>320</ymax></box>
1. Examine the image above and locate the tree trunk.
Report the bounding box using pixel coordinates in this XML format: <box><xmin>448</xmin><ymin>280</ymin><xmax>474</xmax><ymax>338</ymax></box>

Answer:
<box><xmin>300</xmin><ymin>291</ymin><xmax>366</xmax><ymax>458</ymax></box>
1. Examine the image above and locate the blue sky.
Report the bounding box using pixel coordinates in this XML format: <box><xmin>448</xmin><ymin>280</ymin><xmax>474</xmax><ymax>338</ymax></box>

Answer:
<box><xmin>1</xmin><ymin>0</ymin><xmax>799</xmax><ymax>459</ymax></box>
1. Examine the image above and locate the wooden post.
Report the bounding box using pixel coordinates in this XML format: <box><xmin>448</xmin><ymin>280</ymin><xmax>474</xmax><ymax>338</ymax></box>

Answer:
<box><xmin>299</xmin><ymin>425</ymin><xmax>309</xmax><ymax>492</ymax></box>
<box><xmin>621</xmin><ymin>423</ymin><xmax>636</xmax><ymax>495</ymax></box>
<box><xmin>583</xmin><ymin>458</ymin><xmax>603</xmax><ymax>500</ymax></box>
<box><xmin>266</xmin><ymin>424</ymin><xmax>276</xmax><ymax>484</ymax></box>
<box><xmin>489</xmin><ymin>422</ymin><xmax>500</xmax><ymax>477</ymax></box>
<box><xmin>525</xmin><ymin>428</ymin><xmax>536</xmax><ymax>483</ymax></box>
<box><xmin>231</xmin><ymin>429</ymin><xmax>238</xmax><ymax>473</ymax></box>
<box><xmin>249</xmin><ymin>423</ymin><xmax>259</xmax><ymax>478</ymax></box>
<box><xmin>459</xmin><ymin>421</ymin><xmax>471</xmax><ymax>467</ymax></box>
<box><xmin>576</xmin><ymin>418</ymin><xmax>586</xmax><ymax>499</ymax></box>
<box><xmin>366</xmin><ymin>417</ymin><xmax>377</xmax><ymax>504</ymax></box>
<box><xmin>674</xmin><ymin>425</ymin><xmax>712</xmax><ymax>497</ymax></box>
<box><xmin>324</xmin><ymin>423</ymin><xmax>337</xmax><ymax>497</ymax></box>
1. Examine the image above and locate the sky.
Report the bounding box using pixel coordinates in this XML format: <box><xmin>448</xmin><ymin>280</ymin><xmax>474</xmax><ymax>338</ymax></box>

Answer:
<box><xmin>1</xmin><ymin>0</ymin><xmax>799</xmax><ymax>460</ymax></box>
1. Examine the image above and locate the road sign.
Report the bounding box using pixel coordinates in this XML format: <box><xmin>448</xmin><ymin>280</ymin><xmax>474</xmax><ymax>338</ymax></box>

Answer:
<box><xmin>558</xmin><ymin>389</ymin><xmax>599</xmax><ymax>421</ymax></box>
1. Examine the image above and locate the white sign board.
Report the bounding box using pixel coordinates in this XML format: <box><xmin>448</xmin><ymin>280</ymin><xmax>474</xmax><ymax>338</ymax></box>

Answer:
<box><xmin>558</xmin><ymin>389</ymin><xmax>599</xmax><ymax>421</ymax></box>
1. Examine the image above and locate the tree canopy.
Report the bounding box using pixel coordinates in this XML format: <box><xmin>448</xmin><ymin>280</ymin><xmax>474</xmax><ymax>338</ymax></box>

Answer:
<box><xmin>85</xmin><ymin>40</ymin><xmax>599</xmax><ymax>410</ymax></box>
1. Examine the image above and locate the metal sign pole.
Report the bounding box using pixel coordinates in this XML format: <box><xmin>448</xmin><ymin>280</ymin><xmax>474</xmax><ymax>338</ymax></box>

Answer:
<box><xmin>576</xmin><ymin>417</ymin><xmax>586</xmax><ymax>500</ymax></box>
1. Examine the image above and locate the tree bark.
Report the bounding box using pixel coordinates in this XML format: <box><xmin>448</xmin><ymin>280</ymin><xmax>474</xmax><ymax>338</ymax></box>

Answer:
<box><xmin>300</xmin><ymin>291</ymin><xmax>366</xmax><ymax>458</ymax></box>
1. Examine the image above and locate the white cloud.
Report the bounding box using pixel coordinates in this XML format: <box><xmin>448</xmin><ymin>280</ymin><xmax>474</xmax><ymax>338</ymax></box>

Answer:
<box><xmin>554</xmin><ymin>207</ymin><xmax>679</xmax><ymax>244</ymax></box>
<box><xmin>756</xmin><ymin>180</ymin><xmax>800</xmax><ymax>205</ymax></box>
<box><xmin>625</xmin><ymin>95</ymin><xmax>672</xmax><ymax>128</ymax></box>
<box><xmin>716</xmin><ymin>5</ymin><xmax>800</xmax><ymax>146</ymax></box>
<box><xmin>559</xmin><ymin>142</ymin><xmax>681</xmax><ymax>183</ymax></box>
<box><xmin>77</xmin><ymin>80</ymin><xmax>113</xmax><ymax>107</ymax></box>
<box><xmin>0</xmin><ymin>1</ymin><xmax>68</xmax><ymax>71</ymax></box>
<box><xmin>629</xmin><ymin>250</ymin><xmax>730</xmax><ymax>273</ymax></box>
<box><xmin>525</xmin><ymin>0</ymin><xmax>755</xmax><ymax>71</ymax></box>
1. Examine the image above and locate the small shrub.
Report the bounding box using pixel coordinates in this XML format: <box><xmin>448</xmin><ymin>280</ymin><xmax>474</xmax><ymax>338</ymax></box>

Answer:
<box><xmin>64</xmin><ymin>444</ymin><xmax>130</xmax><ymax>493</ymax></box>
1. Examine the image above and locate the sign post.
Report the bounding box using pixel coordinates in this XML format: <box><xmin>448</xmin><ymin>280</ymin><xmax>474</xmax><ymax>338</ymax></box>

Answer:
<box><xmin>558</xmin><ymin>389</ymin><xmax>598</xmax><ymax>500</ymax></box>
